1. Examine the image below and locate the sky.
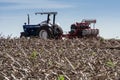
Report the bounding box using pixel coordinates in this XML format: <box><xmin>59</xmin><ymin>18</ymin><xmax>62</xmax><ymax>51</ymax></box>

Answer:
<box><xmin>0</xmin><ymin>0</ymin><xmax>120</xmax><ymax>39</ymax></box>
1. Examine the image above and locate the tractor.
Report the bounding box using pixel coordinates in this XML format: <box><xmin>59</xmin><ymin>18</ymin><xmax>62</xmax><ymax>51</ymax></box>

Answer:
<box><xmin>20</xmin><ymin>12</ymin><xmax>63</xmax><ymax>39</ymax></box>
<box><xmin>20</xmin><ymin>12</ymin><xmax>99</xmax><ymax>39</ymax></box>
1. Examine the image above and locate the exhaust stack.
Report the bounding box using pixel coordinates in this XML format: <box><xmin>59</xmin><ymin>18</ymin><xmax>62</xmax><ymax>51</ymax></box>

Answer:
<box><xmin>27</xmin><ymin>14</ymin><xmax>30</xmax><ymax>25</ymax></box>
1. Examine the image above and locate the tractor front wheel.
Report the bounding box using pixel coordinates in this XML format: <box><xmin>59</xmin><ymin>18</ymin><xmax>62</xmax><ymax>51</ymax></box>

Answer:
<box><xmin>20</xmin><ymin>32</ymin><xmax>26</xmax><ymax>38</ymax></box>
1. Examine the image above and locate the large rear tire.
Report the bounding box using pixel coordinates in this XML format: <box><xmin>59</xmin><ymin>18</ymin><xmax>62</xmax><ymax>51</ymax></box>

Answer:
<box><xmin>54</xmin><ymin>24</ymin><xmax>63</xmax><ymax>39</ymax></box>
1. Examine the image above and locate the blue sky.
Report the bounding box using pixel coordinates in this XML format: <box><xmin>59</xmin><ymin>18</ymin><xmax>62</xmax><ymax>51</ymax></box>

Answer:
<box><xmin>0</xmin><ymin>0</ymin><xmax>120</xmax><ymax>38</ymax></box>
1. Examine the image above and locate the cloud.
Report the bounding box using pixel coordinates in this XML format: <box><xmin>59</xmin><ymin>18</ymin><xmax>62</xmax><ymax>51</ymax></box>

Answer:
<box><xmin>0</xmin><ymin>0</ymin><xmax>73</xmax><ymax>10</ymax></box>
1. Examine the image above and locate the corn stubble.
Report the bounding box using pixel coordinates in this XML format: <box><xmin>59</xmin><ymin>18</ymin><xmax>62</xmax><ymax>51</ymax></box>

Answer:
<box><xmin>0</xmin><ymin>37</ymin><xmax>120</xmax><ymax>80</ymax></box>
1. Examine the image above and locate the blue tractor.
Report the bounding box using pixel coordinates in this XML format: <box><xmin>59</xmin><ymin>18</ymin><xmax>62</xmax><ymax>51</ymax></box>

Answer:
<box><xmin>20</xmin><ymin>12</ymin><xmax>63</xmax><ymax>39</ymax></box>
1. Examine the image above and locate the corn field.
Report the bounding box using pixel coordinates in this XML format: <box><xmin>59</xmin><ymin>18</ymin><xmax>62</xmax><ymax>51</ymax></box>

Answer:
<box><xmin>0</xmin><ymin>37</ymin><xmax>120</xmax><ymax>80</ymax></box>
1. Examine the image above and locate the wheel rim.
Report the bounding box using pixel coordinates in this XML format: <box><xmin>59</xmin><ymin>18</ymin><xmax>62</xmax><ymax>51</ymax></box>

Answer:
<box><xmin>39</xmin><ymin>30</ymin><xmax>48</xmax><ymax>39</ymax></box>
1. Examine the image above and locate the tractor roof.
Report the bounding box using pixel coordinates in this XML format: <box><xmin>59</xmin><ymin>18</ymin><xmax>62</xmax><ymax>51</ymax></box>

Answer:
<box><xmin>35</xmin><ymin>12</ymin><xmax>57</xmax><ymax>15</ymax></box>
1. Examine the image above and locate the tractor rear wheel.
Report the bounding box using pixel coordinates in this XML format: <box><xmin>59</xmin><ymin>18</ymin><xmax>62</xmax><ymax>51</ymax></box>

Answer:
<box><xmin>39</xmin><ymin>27</ymin><xmax>53</xmax><ymax>39</ymax></box>
<box><xmin>54</xmin><ymin>24</ymin><xmax>63</xmax><ymax>39</ymax></box>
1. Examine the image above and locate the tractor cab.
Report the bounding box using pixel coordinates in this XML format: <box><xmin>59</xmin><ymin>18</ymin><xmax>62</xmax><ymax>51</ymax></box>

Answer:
<box><xmin>35</xmin><ymin>12</ymin><xmax>57</xmax><ymax>26</ymax></box>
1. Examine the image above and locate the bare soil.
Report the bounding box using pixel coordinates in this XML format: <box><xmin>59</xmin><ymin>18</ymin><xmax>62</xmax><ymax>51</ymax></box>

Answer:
<box><xmin>0</xmin><ymin>37</ymin><xmax>120</xmax><ymax>80</ymax></box>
